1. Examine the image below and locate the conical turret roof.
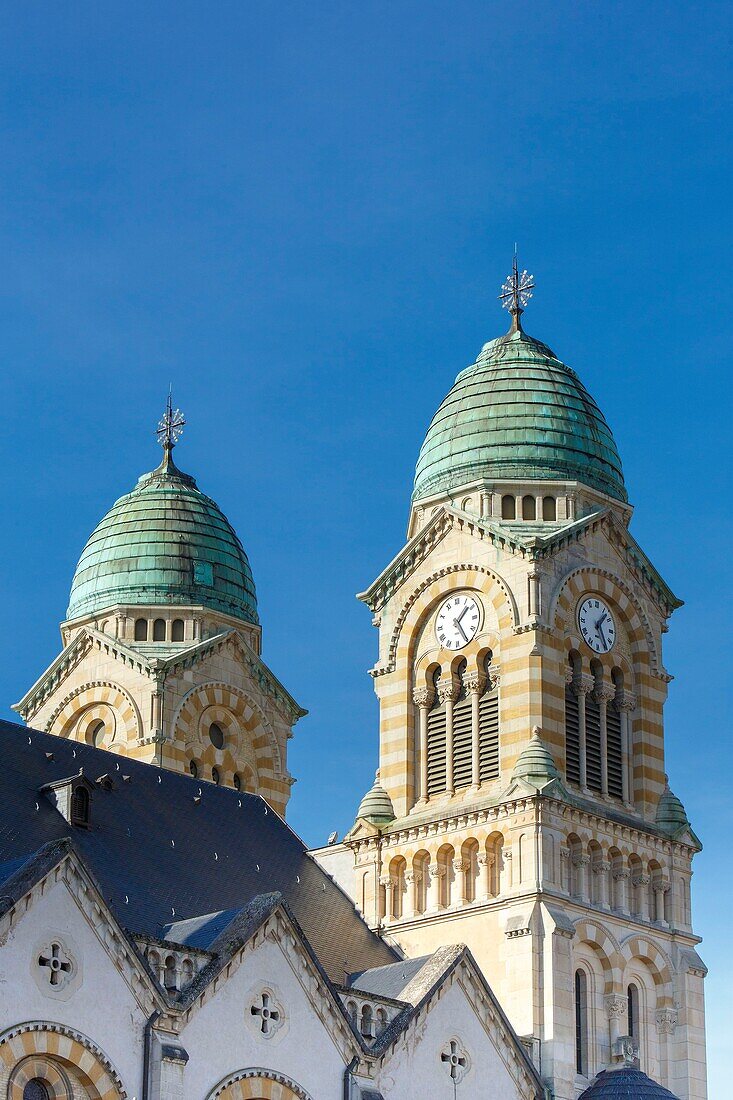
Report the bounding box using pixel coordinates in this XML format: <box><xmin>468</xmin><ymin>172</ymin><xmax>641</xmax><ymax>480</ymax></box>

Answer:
<box><xmin>511</xmin><ymin>728</ymin><xmax>560</xmax><ymax>789</ymax></box>
<box><xmin>356</xmin><ymin>771</ymin><xmax>396</xmax><ymax>826</ymax></box>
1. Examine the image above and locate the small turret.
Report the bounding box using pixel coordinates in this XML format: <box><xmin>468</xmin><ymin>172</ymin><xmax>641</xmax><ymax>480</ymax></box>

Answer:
<box><xmin>510</xmin><ymin>727</ymin><xmax>560</xmax><ymax>790</ymax></box>
<box><xmin>356</xmin><ymin>770</ymin><xmax>396</xmax><ymax>827</ymax></box>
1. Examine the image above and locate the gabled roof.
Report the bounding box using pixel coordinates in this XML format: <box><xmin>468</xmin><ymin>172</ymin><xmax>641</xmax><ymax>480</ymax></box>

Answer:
<box><xmin>0</xmin><ymin>720</ymin><xmax>393</xmax><ymax>981</ymax></box>
<box><xmin>14</xmin><ymin>626</ymin><xmax>306</xmax><ymax>726</ymax></box>
<box><xmin>359</xmin><ymin>505</ymin><xmax>680</xmax><ymax>617</ymax></box>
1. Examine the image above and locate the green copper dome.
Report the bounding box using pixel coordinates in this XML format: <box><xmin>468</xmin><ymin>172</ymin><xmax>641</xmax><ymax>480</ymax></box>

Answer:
<box><xmin>413</xmin><ymin>324</ymin><xmax>626</xmax><ymax>504</ymax></box>
<box><xmin>356</xmin><ymin>771</ymin><xmax>396</xmax><ymax>826</ymax></box>
<box><xmin>67</xmin><ymin>448</ymin><xmax>258</xmax><ymax>625</ymax></box>
<box><xmin>511</xmin><ymin>728</ymin><xmax>560</xmax><ymax>789</ymax></box>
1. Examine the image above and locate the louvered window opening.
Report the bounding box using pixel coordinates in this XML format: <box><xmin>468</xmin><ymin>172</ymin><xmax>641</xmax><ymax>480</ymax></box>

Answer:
<box><xmin>478</xmin><ymin>689</ymin><xmax>499</xmax><ymax>782</ymax></box>
<box><xmin>585</xmin><ymin>695</ymin><xmax>602</xmax><ymax>793</ymax></box>
<box><xmin>565</xmin><ymin>687</ymin><xmax>580</xmax><ymax>784</ymax></box>
<box><xmin>427</xmin><ymin>698</ymin><xmax>447</xmax><ymax>797</ymax></box>
<box><xmin>452</xmin><ymin>672</ymin><xmax>473</xmax><ymax>789</ymax></box>
<box><xmin>606</xmin><ymin>704</ymin><xmax>623</xmax><ymax>799</ymax></box>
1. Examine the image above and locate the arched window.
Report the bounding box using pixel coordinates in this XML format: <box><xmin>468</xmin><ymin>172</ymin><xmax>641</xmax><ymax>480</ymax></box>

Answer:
<box><xmin>23</xmin><ymin>1081</ymin><xmax>52</xmax><ymax>1100</ymax></box>
<box><xmin>585</xmin><ymin>662</ymin><xmax>603</xmax><ymax>793</ymax></box>
<box><xmin>233</xmin><ymin>773</ymin><xmax>242</xmax><ymax>791</ymax></box>
<box><xmin>134</xmin><ymin>618</ymin><xmax>148</xmax><ymax>641</ymax></box>
<box><xmin>542</xmin><ymin>496</ymin><xmax>557</xmax><ymax>521</ymax></box>
<box><xmin>479</xmin><ymin>653</ymin><xmax>499</xmax><ymax>781</ymax></box>
<box><xmin>189</xmin><ymin>759</ymin><xmax>198</xmax><ymax>778</ymax></box>
<box><xmin>452</xmin><ymin>660</ymin><xmax>472</xmax><ymax>790</ymax></box>
<box><xmin>575</xmin><ymin>969</ymin><xmax>589</xmax><ymax>1076</ymax></box>
<box><xmin>164</xmin><ymin>955</ymin><xmax>177</xmax><ymax>991</ymax></box>
<box><xmin>171</xmin><ymin>618</ymin><xmax>185</xmax><ymax>641</ymax></box>
<box><xmin>501</xmin><ymin>494</ymin><xmax>516</xmax><ymax>520</ymax></box>
<box><xmin>70</xmin><ymin>785</ymin><xmax>90</xmax><ymax>827</ymax></box>
<box><xmin>360</xmin><ymin>1004</ymin><xmax>374</xmax><ymax>1039</ymax></box>
<box><xmin>153</xmin><ymin>618</ymin><xmax>166</xmax><ymax>641</ymax></box>
<box><xmin>426</xmin><ymin>669</ymin><xmax>447</xmax><ymax>797</ymax></box>
<box><xmin>522</xmin><ymin>495</ymin><xmax>536</xmax><ymax>520</ymax></box>
<box><xmin>627</xmin><ymin>983</ymin><xmax>639</xmax><ymax>1039</ymax></box>
<box><xmin>607</xmin><ymin>669</ymin><xmax>624</xmax><ymax>799</ymax></box>
<box><xmin>211</xmin><ymin>766</ymin><xmax>220</xmax><ymax>785</ymax></box>
<box><xmin>565</xmin><ymin>654</ymin><xmax>580</xmax><ymax>784</ymax></box>
<box><xmin>88</xmin><ymin>719</ymin><xmax>105</xmax><ymax>747</ymax></box>
<box><xmin>209</xmin><ymin>722</ymin><xmax>225</xmax><ymax>749</ymax></box>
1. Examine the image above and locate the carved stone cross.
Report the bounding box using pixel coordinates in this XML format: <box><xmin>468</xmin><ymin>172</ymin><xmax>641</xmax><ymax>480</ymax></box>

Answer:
<box><xmin>251</xmin><ymin>991</ymin><xmax>281</xmax><ymax>1035</ymax></box>
<box><xmin>38</xmin><ymin>942</ymin><xmax>72</xmax><ymax>986</ymax></box>
<box><xmin>441</xmin><ymin>1039</ymin><xmax>467</xmax><ymax>1080</ymax></box>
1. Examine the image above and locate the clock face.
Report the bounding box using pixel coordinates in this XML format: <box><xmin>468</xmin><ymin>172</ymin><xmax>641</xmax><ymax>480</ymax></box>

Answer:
<box><xmin>578</xmin><ymin>597</ymin><xmax>616</xmax><ymax>654</ymax></box>
<box><xmin>435</xmin><ymin>594</ymin><xmax>481</xmax><ymax>651</ymax></box>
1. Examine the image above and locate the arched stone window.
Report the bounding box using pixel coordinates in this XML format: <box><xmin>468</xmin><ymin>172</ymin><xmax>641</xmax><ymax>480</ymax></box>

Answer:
<box><xmin>153</xmin><ymin>618</ymin><xmax>166</xmax><ymax>641</ymax></box>
<box><xmin>565</xmin><ymin>653</ymin><xmax>581</xmax><ymax>784</ymax></box>
<box><xmin>211</xmin><ymin>766</ymin><xmax>221</xmax><ymax>785</ymax></box>
<box><xmin>479</xmin><ymin>653</ymin><xmax>499</xmax><ymax>781</ymax></box>
<box><xmin>542</xmin><ymin>496</ymin><xmax>557</xmax><ymax>520</ymax></box>
<box><xmin>171</xmin><ymin>618</ymin><xmax>185</xmax><ymax>641</ymax></box>
<box><xmin>134</xmin><ymin>618</ymin><xmax>148</xmax><ymax>641</ymax></box>
<box><xmin>501</xmin><ymin>494</ymin><xmax>516</xmax><ymax>520</ymax></box>
<box><xmin>209</xmin><ymin>722</ymin><xmax>225</xmax><ymax>749</ymax></box>
<box><xmin>23</xmin><ymin>1080</ymin><xmax>51</xmax><ymax>1100</ymax></box>
<box><xmin>607</xmin><ymin>668</ymin><xmax>624</xmax><ymax>799</ymax></box>
<box><xmin>233</xmin><ymin>773</ymin><xmax>242</xmax><ymax>791</ymax></box>
<box><xmin>522</xmin><ymin>495</ymin><xmax>536</xmax><ymax>520</ymax></box>
<box><xmin>360</xmin><ymin>1004</ymin><xmax>374</xmax><ymax>1040</ymax></box>
<box><xmin>575</xmin><ymin>968</ymin><xmax>589</xmax><ymax>1075</ymax></box>
<box><xmin>627</xmin><ymin>983</ymin><xmax>639</xmax><ymax>1039</ymax></box>
<box><xmin>189</xmin><ymin>759</ymin><xmax>198</xmax><ymax>778</ymax></box>
<box><xmin>164</xmin><ymin>955</ymin><xmax>177</xmax><ymax>991</ymax></box>
<box><xmin>88</xmin><ymin>719</ymin><xmax>105</xmax><ymax>747</ymax></box>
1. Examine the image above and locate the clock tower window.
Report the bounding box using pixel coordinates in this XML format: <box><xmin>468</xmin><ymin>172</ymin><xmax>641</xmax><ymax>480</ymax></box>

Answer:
<box><xmin>452</xmin><ymin>661</ymin><xmax>473</xmax><ymax>789</ymax></box>
<box><xmin>426</xmin><ymin>669</ymin><xmax>447</xmax><ymax>798</ymax></box>
<box><xmin>478</xmin><ymin>654</ymin><xmax>500</xmax><ymax>783</ymax></box>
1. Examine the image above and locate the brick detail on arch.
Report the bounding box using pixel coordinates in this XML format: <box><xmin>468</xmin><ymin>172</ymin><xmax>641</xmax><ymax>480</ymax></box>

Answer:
<box><xmin>208</xmin><ymin>1068</ymin><xmax>313</xmax><ymax>1100</ymax></box>
<box><xmin>0</xmin><ymin>1023</ymin><xmax>127</xmax><ymax>1100</ymax></box>
<box><xmin>46</xmin><ymin>681</ymin><xmax>141</xmax><ymax>747</ymax></box>
<box><xmin>621</xmin><ymin>935</ymin><xmax>674</xmax><ymax>1005</ymax></box>
<box><xmin>574</xmin><ymin>919</ymin><xmax>625</xmax><ymax>995</ymax></box>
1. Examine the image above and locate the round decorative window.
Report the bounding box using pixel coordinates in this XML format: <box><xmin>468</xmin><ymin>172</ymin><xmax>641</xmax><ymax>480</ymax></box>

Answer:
<box><xmin>209</xmin><ymin>722</ymin><xmax>225</xmax><ymax>749</ymax></box>
<box><xmin>23</xmin><ymin>1081</ymin><xmax>52</xmax><ymax>1100</ymax></box>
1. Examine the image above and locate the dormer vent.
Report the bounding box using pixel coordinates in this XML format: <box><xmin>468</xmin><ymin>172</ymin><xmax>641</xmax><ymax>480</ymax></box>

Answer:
<box><xmin>39</xmin><ymin>772</ymin><xmax>95</xmax><ymax>828</ymax></box>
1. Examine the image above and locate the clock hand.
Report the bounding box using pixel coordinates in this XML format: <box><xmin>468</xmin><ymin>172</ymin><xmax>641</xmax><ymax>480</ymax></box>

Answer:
<box><xmin>456</xmin><ymin>605</ymin><xmax>470</xmax><ymax>625</ymax></box>
<box><xmin>597</xmin><ymin>622</ymin><xmax>608</xmax><ymax>649</ymax></box>
<box><xmin>454</xmin><ymin>618</ymin><xmax>469</xmax><ymax>644</ymax></box>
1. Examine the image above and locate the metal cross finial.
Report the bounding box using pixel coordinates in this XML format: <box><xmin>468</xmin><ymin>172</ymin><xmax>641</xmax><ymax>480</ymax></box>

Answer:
<box><xmin>157</xmin><ymin>390</ymin><xmax>186</xmax><ymax>453</ymax></box>
<box><xmin>499</xmin><ymin>250</ymin><xmax>535</xmax><ymax>332</ymax></box>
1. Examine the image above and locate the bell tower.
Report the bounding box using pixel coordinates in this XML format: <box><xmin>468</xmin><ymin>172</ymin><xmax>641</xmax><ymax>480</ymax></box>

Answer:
<box><xmin>15</xmin><ymin>398</ymin><xmax>305</xmax><ymax>816</ymax></box>
<box><xmin>319</xmin><ymin>264</ymin><xmax>707</xmax><ymax>1099</ymax></box>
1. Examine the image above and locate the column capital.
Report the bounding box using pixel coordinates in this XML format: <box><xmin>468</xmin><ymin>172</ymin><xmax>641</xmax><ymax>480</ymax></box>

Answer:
<box><xmin>616</xmin><ymin>689</ymin><xmax>637</xmax><ymax>711</ymax></box>
<box><xmin>656</xmin><ymin>1007</ymin><xmax>678</xmax><ymax>1035</ymax></box>
<box><xmin>437</xmin><ymin>678</ymin><xmax>459</xmax><ymax>704</ymax></box>
<box><xmin>452</xmin><ymin>858</ymin><xmax>467</xmax><ymax>874</ymax></box>
<box><xmin>487</xmin><ymin>663</ymin><xmax>501</xmax><ymax>690</ymax></box>
<box><xmin>612</xmin><ymin>867</ymin><xmax>630</xmax><ymax>880</ymax></box>
<box><xmin>429</xmin><ymin>865</ymin><xmax>446</xmax><ymax>881</ymax></box>
<box><xmin>413</xmin><ymin>685</ymin><xmax>435</xmax><ymax>708</ymax></box>
<box><xmin>575</xmin><ymin>673</ymin><xmax>595</xmax><ymax>696</ymax></box>
<box><xmin>655</xmin><ymin>879</ymin><xmax>672</xmax><ymax>894</ymax></box>
<box><xmin>593</xmin><ymin>860</ymin><xmax>611</xmax><ymax>875</ymax></box>
<box><xmin>463</xmin><ymin>670</ymin><xmax>483</xmax><ymax>695</ymax></box>
<box><xmin>632</xmin><ymin>872</ymin><xmax>651</xmax><ymax>887</ymax></box>
<box><xmin>604</xmin><ymin>993</ymin><xmax>627</xmax><ymax>1020</ymax></box>
<box><xmin>573</xmin><ymin>853</ymin><xmax>591</xmax><ymax>867</ymax></box>
<box><xmin>379</xmin><ymin>874</ymin><xmax>395</xmax><ymax>888</ymax></box>
<box><xmin>405</xmin><ymin>871</ymin><xmax>421</xmax><ymax>885</ymax></box>
<box><xmin>477</xmin><ymin>853</ymin><xmax>495</xmax><ymax>869</ymax></box>
<box><xmin>595</xmin><ymin>682</ymin><xmax>616</xmax><ymax>704</ymax></box>
<box><xmin>565</xmin><ymin>664</ymin><xmax>575</xmax><ymax>686</ymax></box>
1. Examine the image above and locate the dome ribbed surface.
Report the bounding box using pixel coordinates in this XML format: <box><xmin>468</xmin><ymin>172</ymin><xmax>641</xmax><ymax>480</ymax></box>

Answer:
<box><xmin>413</xmin><ymin>327</ymin><xmax>626</xmax><ymax>503</ymax></box>
<box><xmin>579</xmin><ymin>1068</ymin><xmax>680</xmax><ymax>1098</ymax></box>
<box><xmin>67</xmin><ymin>452</ymin><xmax>258</xmax><ymax>625</ymax></box>
<box><xmin>656</xmin><ymin>779</ymin><xmax>690</xmax><ymax>835</ymax></box>
<box><xmin>357</xmin><ymin>772</ymin><xmax>396</xmax><ymax>825</ymax></box>
<box><xmin>511</xmin><ymin>729</ymin><xmax>560</xmax><ymax>788</ymax></box>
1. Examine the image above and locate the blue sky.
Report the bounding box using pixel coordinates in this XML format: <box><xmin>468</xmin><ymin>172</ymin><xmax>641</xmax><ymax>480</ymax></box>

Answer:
<box><xmin>0</xmin><ymin>2</ymin><xmax>730</xmax><ymax>1092</ymax></box>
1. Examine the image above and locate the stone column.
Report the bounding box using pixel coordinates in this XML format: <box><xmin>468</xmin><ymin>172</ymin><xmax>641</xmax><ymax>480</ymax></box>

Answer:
<box><xmin>438</xmin><ymin>677</ymin><xmax>458</xmax><ymax>796</ymax></box>
<box><xmin>404</xmin><ymin>871</ymin><xmax>419</xmax><ymax>918</ymax></box>
<box><xmin>576</xmin><ymin>674</ymin><xmax>594</xmax><ymax>790</ymax></box>
<box><xmin>413</xmin><ymin>686</ymin><xmax>434</xmax><ymax>804</ymax></box>
<box><xmin>453</xmin><ymin>858</ymin><xmax>467</xmax><ymax>905</ymax></box>
<box><xmin>380</xmin><ymin>875</ymin><xmax>393</xmax><ymax>922</ymax></box>
<box><xmin>654</xmin><ymin>879</ymin><xmax>671</xmax><ymax>926</ymax></box>
<box><xmin>632</xmin><ymin>873</ymin><xmax>651</xmax><ymax>921</ymax></box>
<box><xmin>594</xmin><ymin>860</ymin><xmax>611</xmax><ymax>909</ymax></box>
<box><xmin>528</xmin><ymin>571</ymin><xmax>541</xmax><ymax>618</ymax></box>
<box><xmin>656</xmin><ymin>1007</ymin><xmax>677</xmax><ymax>1090</ymax></box>
<box><xmin>465</xmin><ymin>669</ymin><xmax>482</xmax><ymax>789</ymax></box>
<box><xmin>605</xmin><ymin>993</ymin><xmax>627</xmax><ymax>1046</ymax></box>
<box><xmin>573</xmin><ymin>854</ymin><xmax>590</xmax><ymax>902</ymax></box>
<box><xmin>478</xmin><ymin>853</ymin><xmax>495</xmax><ymax>900</ymax></box>
<box><xmin>560</xmin><ymin>847</ymin><xmax>571</xmax><ymax>894</ymax></box>
<box><xmin>429</xmin><ymin>865</ymin><xmax>445</xmax><ymax>910</ymax></box>
<box><xmin>616</xmin><ymin>690</ymin><xmax>637</xmax><ymax>807</ymax></box>
<box><xmin>596</xmin><ymin>683</ymin><xmax>615</xmax><ymax>798</ymax></box>
<box><xmin>501</xmin><ymin>848</ymin><xmax>513</xmax><ymax>893</ymax></box>
<box><xmin>612</xmin><ymin>868</ymin><xmax>630</xmax><ymax>915</ymax></box>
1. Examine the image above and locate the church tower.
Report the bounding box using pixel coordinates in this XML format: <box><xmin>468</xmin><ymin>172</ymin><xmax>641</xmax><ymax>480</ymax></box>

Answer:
<box><xmin>14</xmin><ymin>399</ymin><xmax>305</xmax><ymax>816</ymax></box>
<box><xmin>317</xmin><ymin>263</ymin><xmax>707</xmax><ymax>1099</ymax></box>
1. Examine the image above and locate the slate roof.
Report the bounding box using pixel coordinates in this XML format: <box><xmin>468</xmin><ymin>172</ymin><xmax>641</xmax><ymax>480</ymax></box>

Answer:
<box><xmin>0</xmin><ymin>719</ymin><xmax>396</xmax><ymax>981</ymax></box>
<box><xmin>349</xmin><ymin>956</ymin><xmax>432</xmax><ymax>1000</ymax></box>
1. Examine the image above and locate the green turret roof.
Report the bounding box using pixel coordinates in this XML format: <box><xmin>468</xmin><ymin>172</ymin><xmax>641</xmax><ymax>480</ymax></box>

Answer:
<box><xmin>656</xmin><ymin>778</ymin><xmax>690</xmax><ymax>836</ymax></box>
<box><xmin>67</xmin><ymin>447</ymin><xmax>258</xmax><ymax>625</ymax></box>
<box><xmin>413</xmin><ymin>324</ymin><xmax>626</xmax><ymax>504</ymax></box>
<box><xmin>356</xmin><ymin>771</ymin><xmax>396</xmax><ymax>826</ymax></box>
<box><xmin>511</xmin><ymin>727</ymin><xmax>560</xmax><ymax>789</ymax></box>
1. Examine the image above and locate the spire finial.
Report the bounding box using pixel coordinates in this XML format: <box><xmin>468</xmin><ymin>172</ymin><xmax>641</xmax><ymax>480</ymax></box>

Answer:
<box><xmin>499</xmin><ymin>249</ymin><xmax>535</xmax><ymax>333</ymax></box>
<box><xmin>156</xmin><ymin>388</ymin><xmax>186</xmax><ymax>464</ymax></box>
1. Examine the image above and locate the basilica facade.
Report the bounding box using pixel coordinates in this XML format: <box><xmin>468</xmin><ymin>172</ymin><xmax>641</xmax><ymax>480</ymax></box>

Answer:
<box><xmin>1</xmin><ymin>266</ymin><xmax>706</xmax><ymax>1100</ymax></box>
